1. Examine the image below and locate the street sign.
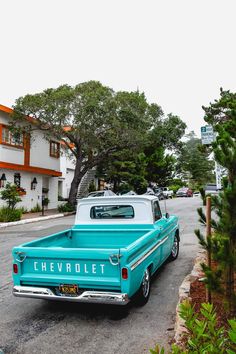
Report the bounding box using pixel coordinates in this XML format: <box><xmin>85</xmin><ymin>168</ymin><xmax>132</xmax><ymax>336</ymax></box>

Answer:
<box><xmin>201</xmin><ymin>125</ymin><xmax>215</xmax><ymax>145</ymax></box>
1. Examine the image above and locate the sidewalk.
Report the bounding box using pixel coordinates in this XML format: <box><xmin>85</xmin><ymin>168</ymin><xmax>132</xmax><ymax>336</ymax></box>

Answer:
<box><xmin>0</xmin><ymin>209</ymin><xmax>75</xmax><ymax>229</ymax></box>
<box><xmin>21</xmin><ymin>208</ymin><xmax>60</xmax><ymax>220</ymax></box>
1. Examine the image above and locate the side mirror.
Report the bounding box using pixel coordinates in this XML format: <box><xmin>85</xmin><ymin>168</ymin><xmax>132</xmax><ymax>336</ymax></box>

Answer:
<box><xmin>165</xmin><ymin>212</ymin><xmax>170</xmax><ymax>219</ymax></box>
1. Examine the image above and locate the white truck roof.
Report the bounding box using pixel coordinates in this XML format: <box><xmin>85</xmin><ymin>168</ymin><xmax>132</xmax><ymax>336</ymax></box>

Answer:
<box><xmin>75</xmin><ymin>195</ymin><xmax>159</xmax><ymax>225</ymax></box>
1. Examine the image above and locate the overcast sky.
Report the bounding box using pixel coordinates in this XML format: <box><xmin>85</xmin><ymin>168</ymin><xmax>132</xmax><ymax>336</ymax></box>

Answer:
<box><xmin>1</xmin><ymin>0</ymin><xmax>236</xmax><ymax>136</ymax></box>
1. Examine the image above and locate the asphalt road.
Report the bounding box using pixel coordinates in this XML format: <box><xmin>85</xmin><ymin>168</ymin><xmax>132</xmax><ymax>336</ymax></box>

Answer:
<box><xmin>0</xmin><ymin>197</ymin><xmax>202</xmax><ymax>354</ymax></box>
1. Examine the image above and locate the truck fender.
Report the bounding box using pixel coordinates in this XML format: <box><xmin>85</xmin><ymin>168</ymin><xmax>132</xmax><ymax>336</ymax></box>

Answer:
<box><xmin>175</xmin><ymin>229</ymin><xmax>180</xmax><ymax>242</ymax></box>
<box><xmin>138</xmin><ymin>263</ymin><xmax>153</xmax><ymax>288</ymax></box>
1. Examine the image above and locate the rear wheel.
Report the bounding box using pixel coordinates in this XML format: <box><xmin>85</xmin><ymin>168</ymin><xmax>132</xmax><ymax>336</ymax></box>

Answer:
<box><xmin>168</xmin><ymin>234</ymin><xmax>179</xmax><ymax>261</ymax></box>
<box><xmin>135</xmin><ymin>268</ymin><xmax>151</xmax><ymax>306</ymax></box>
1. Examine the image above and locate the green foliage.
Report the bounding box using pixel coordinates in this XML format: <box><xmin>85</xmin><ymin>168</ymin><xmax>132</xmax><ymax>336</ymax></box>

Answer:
<box><xmin>97</xmin><ymin>150</ymin><xmax>148</xmax><ymax>194</ymax></box>
<box><xmin>30</xmin><ymin>204</ymin><xmax>42</xmax><ymax>213</ymax></box>
<box><xmin>195</xmin><ymin>89</ymin><xmax>236</xmax><ymax>310</ymax></box>
<box><xmin>144</xmin><ymin>113</ymin><xmax>186</xmax><ymax>186</ymax></box>
<box><xmin>42</xmin><ymin>198</ymin><xmax>50</xmax><ymax>206</ymax></box>
<box><xmin>97</xmin><ymin>113</ymin><xmax>186</xmax><ymax>191</ymax></box>
<box><xmin>168</xmin><ymin>183</ymin><xmax>185</xmax><ymax>194</ymax></box>
<box><xmin>116</xmin><ymin>183</ymin><xmax>132</xmax><ymax>194</ymax></box>
<box><xmin>12</xmin><ymin>82</ymin><xmax>187</xmax><ymax>205</ymax></box>
<box><xmin>0</xmin><ymin>183</ymin><xmax>22</xmax><ymax>210</ymax></box>
<box><xmin>176</xmin><ymin>132</ymin><xmax>214</xmax><ymax>187</ymax></box>
<box><xmin>58</xmin><ymin>195</ymin><xmax>66</xmax><ymax>201</ymax></box>
<box><xmin>166</xmin><ymin>179</ymin><xmax>186</xmax><ymax>195</ymax></box>
<box><xmin>58</xmin><ymin>202</ymin><xmax>75</xmax><ymax>213</ymax></box>
<box><xmin>19</xmin><ymin>206</ymin><xmax>28</xmax><ymax>214</ymax></box>
<box><xmin>12</xmin><ymin>82</ymin><xmax>156</xmax><ymax>206</ymax></box>
<box><xmin>199</xmin><ymin>187</ymin><xmax>206</xmax><ymax>205</ymax></box>
<box><xmin>150</xmin><ymin>301</ymin><xmax>236</xmax><ymax>353</ymax></box>
<box><xmin>0</xmin><ymin>207</ymin><xmax>22</xmax><ymax>222</ymax></box>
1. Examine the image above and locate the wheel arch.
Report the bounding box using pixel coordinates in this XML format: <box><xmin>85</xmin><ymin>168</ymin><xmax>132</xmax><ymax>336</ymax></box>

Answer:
<box><xmin>137</xmin><ymin>263</ymin><xmax>153</xmax><ymax>290</ymax></box>
<box><xmin>175</xmin><ymin>229</ymin><xmax>180</xmax><ymax>242</ymax></box>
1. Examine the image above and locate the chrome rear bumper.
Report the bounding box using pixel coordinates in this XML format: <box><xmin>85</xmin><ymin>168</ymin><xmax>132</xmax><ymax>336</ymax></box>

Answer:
<box><xmin>13</xmin><ymin>286</ymin><xmax>129</xmax><ymax>305</ymax></box>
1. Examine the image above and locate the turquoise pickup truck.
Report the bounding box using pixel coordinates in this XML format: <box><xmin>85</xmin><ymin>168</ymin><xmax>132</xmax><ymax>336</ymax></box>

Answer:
<box><xmin>12</xmin><ymin>195</ymin><xmax>179</xmax><ymax>306</ymax></box>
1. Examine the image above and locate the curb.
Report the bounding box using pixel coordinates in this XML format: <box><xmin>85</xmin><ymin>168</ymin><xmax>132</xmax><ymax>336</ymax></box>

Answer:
<box><xmin>174</xmin><ymin>249</ymin><xmax>207</xmax><ymax>344</ymax></box>
<box><xmin>0</xmin><ymin>212</ymin><xmax>75</xmax><ymax>229</ymax></box>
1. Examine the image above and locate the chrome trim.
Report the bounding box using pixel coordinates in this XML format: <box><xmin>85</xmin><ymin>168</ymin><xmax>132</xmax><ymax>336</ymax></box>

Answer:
<box><xmin>109</xmin><ymin>254</ymin><xmax>122</xmax><ymax>266</ymax></box>
<box><xmin>13</xmin><ymin>286</ymin><xmax>129</xmax><ymax>305</ymax></box>
<box><xmin>15</xmin><ymin>251</ymin><xmax>27</xmax><ymax>263</ymax></box>
<box><xmin>131</xmin><ymin>236</ymin><xmax>168</xmax><ymax>271</ymax></box>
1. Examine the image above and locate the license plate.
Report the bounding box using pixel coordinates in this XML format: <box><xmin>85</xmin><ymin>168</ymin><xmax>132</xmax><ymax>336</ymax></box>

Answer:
<box><xmin>59</xmin><ymin>284</ymin><xmax>78</xmax><ymax>296</ymax></box>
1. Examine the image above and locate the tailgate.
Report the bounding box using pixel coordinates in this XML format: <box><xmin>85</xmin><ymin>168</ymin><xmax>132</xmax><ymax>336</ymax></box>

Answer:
<box><xmin>13</xmin><ymin>247</ymin><xmax>121</xmax><ymax>291</ymax></box>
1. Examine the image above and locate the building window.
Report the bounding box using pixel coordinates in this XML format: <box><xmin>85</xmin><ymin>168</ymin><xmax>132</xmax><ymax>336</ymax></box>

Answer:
<box><xmin>1</xmin><ymin>125</ymin><xmax>23</xmax><ymax>148</ymax></box>
<box><xmin>50</xmin><ymin>141</ymin><xmax>60</xmax><ymax>158</ymax></box>
<box><xmin>14</xmin><ymin>173</ymin><xmax>21</xmax><ymax>187</ymax></box>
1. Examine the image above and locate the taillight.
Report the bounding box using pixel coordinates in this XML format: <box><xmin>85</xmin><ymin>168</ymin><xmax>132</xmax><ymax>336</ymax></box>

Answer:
<box><xmin>13</xmin><ymin>264</ymin><xmax>18</xmax><ymax>274</ymax></box>
<box><xmin>122</xmin><ymin>268</ymin><xmax>128</xmax><ymax>280</ymax></box>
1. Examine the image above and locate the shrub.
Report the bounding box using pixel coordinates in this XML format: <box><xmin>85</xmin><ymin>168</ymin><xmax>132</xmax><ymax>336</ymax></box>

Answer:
<box><xmin>19</xmin><ymin>206</ymin><xmax>28</xmax><ymax>214</ymax></box>
<box><xmin>58</xmin><ymin>196</ymin><xmax>69</xmax><ymax>201</ymax></box>
<box><xmin>58</xmin><ymin>202</ymin><xmax>75</xmax><ymax>213</ymax></box>
<box><xmin>199</xmin><ymin>187</ymin><xmax>206</xmax><ymax>205</ymax></box>
<box><xmin>0</xmin><ymin>207</ymin><xmax>22</xmax><ymax>222</ymax></box>
<box><xmin>0</xmin><ymin>183</ymin><xmax>22</xmax><ymax>209</ymax></box>
<box><xmin>42</xmin><ymin>197</ymin><xmax>50</xmax><ymax>207</ymax></box>
<box><xmin>150</xmin><ymin>301</ymin><xmax>236</xmax><ymax>353</ymax></box>
<box><xmin>168</xmin><ymin>184</ymin><xmax>183</xmax><ymax>194</ymax></box>
<box><xmin>30</xmin><ymin>204</ymin><xmax>42</xmax><ymax>213</ymax></box>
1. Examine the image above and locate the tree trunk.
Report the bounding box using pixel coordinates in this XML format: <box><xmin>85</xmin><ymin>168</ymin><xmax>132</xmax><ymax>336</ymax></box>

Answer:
<box><xmin>225</xmin><ymin>234</ymin><xmax>235</xmax><ymax>314</ymax></box>
<box><xmin>68</xmin><ymin>156</ymin><xmax>84</xmax><ymax>206</ymax></box>
<box><xmin>226</xmin><ymin>264</ymin><xmax>234</xmax><ymax>314</ymax></box>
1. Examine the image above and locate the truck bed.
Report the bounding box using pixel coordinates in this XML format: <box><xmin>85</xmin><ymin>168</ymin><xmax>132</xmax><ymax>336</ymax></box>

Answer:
<box><xmin>12</xmin><ymin>225</ymin><xmax>155</xmax><ymax>295</ymax></box>
<box><xmin>20</xmin><ymin>226</ymin><xmax>152</xmax><ymax>249</ymax></box>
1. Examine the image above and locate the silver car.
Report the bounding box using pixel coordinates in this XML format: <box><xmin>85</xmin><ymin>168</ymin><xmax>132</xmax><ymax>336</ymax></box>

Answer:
<box><xmin>86</xmin><ymin>190</ymin><xmax>116</xmax><ymax>197</ymax></box>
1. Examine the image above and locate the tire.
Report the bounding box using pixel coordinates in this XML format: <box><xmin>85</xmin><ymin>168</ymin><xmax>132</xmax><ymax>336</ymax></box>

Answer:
<box><xmin>168</xmin><ymin>234</ymin><xmax>179</xmax><ymax>261</ymax></box>
<box><xmin>134</xmin><ymin>268</ymin><xmax>151</xmax><ymax>306</ymax></box>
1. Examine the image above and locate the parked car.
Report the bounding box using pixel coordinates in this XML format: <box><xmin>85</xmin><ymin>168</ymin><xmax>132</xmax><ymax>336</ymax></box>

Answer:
<box><xmin>86</xmin><ymin>190</ymin><xmax>116</xmax><ymax>197</ymax></box>
<box><xmin>153</xmin><ymin>187</ymin><xmax>165</xmax><ymax>200</ymax></box>
<box><xmin>204</xmin><ymin>184</ymin><xmax>220</xmax><ymax>195</ymax></box>
<box><xmin>160</xmin><ymin>187</ymin><xmax>174</xmax><ymax>199</ymax></box>
<box><xmin>145</xmin><ymin>187</ymin><xmax>156</xmax><ymax>195</ymax></box>
<box><xmin>193</xmin><ymin>191</ymin><xmax>200</xmax><ymax>197</ymax></box>
<box><xmin>121</xmin><ymin>190</ymin><xmax>137</xmax><ymax>195</ymax></box>
<box><xmin>176</xmin><ymin>187</ymin><xmax>193</xmax><ymax>197</ymax></box>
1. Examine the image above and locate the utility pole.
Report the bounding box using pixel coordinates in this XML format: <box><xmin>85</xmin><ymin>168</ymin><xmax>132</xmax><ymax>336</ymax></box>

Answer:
<box><xmin>206</xmin><ymin>196</ymin><xmax>212</xmax><ymax>303</ymax></box>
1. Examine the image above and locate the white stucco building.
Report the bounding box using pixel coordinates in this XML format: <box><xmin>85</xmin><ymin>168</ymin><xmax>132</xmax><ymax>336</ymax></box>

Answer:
<box><xmin>0</xmin><ymin>104</ymin><xmax>62</xmax><ymax>210</ymax></box>
<box><xmin>59</xmin><ymin>151</ymin><xmax>76</xmax><ymax>200</ymax></box>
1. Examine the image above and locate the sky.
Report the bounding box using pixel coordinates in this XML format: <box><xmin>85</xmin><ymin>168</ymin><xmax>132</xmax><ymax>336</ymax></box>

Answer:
<box><xmin>1</xmin><ymin>0</ymin><xmax>236</xmax><ymax>136</ymax></box>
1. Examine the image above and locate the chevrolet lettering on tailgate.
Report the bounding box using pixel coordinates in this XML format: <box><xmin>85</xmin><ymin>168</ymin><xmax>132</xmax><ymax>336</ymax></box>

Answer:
<box><xmin>33</xmin><ymin>261</ymin><xmax>105</xmax><ymax>274</ymax></box>
<box><xmin>12</xmin><ymin>196</ymin><xmax>180</xmax><ymax>306</ymax></box>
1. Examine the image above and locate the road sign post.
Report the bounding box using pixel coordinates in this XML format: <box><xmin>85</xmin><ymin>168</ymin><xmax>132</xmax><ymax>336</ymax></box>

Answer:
<box><xmin>201</xmin><ymin>125</ymin><xmax>222</xmax><ymax>190</ymax></box>
<box><xmin>201</xmin><ymin>125</ymin><xmax>215</xmax><ymax>145</ymax></box>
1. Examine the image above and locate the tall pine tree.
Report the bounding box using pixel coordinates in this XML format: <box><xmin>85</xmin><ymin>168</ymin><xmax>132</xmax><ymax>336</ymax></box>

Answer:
<box><xmin>195</xmin><ymin>89</ymin><xmax>236</xmax><ymax>312</ymax></box>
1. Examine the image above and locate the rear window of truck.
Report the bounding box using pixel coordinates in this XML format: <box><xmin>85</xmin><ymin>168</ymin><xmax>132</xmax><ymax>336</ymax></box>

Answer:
<box><xmin>90</xmin><ymin>205</ymin><xmax>134</xmax><ymax>219</ymax></box>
